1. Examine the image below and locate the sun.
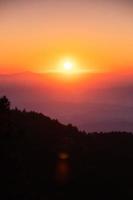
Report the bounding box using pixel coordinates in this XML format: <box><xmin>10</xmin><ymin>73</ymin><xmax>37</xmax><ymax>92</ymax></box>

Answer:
<box><xmin>63</xmin><ymin>62</ymin><xmax>73</xmax><ymax>71</ymax></box>
<box><xmin>55</xmin><ymin>58</ymin><xmax>83</xmax><ymax>74</ymax></box>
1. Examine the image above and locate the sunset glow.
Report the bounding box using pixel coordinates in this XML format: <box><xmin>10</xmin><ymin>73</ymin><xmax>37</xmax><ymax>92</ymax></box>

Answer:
<box><xmin>0</xmin><ymin>1</ymin><xmax>133</xmax><ymax>74</ymax></box>
<box><xmin>1</xmin><ymin>1</ymin><xmax>133</xmax><ymax>197</ymax></box>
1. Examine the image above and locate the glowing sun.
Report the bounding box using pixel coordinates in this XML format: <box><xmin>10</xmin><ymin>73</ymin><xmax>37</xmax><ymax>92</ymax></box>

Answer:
<box><xmin>56</xmin><ymin>58</ymin><xmax>82</xmax><ymax>74</ymax></box>
<box><xmin>63</xmin><ymin>62</ymin><xmax>73</xmax><ymax>71</ymax></box>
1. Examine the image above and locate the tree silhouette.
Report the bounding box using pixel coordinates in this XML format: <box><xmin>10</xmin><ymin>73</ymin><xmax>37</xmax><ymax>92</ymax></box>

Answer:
<box><xmin>0</xmin><ymin>96</ymin><xmax>10</xmax><ymax>112</ymax></box>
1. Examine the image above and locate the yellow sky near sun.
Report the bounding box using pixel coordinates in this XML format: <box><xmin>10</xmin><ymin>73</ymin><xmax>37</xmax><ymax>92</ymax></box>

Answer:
<box><xmin>0</xmin><ymin>0</ymin><xmax>133</xmax><ymax>73</ymax></box>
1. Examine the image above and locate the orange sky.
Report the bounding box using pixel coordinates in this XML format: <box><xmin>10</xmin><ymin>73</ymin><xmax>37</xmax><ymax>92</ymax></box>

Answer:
<box><xmin>0</xmin><ymin>0</ymin><xmax>133</xmax><ymax>74</ymax></box>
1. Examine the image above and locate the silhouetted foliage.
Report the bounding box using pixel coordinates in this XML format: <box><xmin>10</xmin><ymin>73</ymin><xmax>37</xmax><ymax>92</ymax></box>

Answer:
<box><xmin>0</xmin><ymin>96</ymin><xmax>133</xmax><ymax>199</ymax></box>
<box><xmin>0</xmin><ymin>96</ymin><xmax>10</xmax><ymax>112</ymax></box>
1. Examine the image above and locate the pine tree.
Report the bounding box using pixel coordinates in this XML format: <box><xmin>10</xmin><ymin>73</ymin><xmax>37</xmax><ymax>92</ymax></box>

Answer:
<box><xmin>0</xmin><ymin>96</ymin><xmax>10</xmax><ymax>112</ymax></box>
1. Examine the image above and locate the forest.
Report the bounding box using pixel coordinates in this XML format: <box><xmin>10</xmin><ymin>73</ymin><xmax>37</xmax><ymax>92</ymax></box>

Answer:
<box><xmin>0</xmin><ymin>96</ymin><xmax>133</xmax><ymax>199</ymax></box>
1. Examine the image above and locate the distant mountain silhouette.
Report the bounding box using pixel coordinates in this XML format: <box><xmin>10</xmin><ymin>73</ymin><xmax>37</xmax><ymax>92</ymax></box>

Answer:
<box><xmin>1</xmin><ymin>96</ymin><xmax>133</xmax><ymax>199</ymax></box>
<box><xmin>0</xmin><ymin>71</ymin><xmax>133</xmax><ymax>132</ymax></box>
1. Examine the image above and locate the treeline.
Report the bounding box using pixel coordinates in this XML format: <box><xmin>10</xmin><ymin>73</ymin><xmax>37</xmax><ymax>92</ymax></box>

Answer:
<box><xmin>0</xmin><ymin>96</ymin><xmax>133</xmax><ymax>199</ymax></box>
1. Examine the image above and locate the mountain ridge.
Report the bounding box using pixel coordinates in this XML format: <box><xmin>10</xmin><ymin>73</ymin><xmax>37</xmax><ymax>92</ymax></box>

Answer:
<box><xmin>0</xmin><ymin>98</ymin><xmax>133</xmax><ymax>199</ymax></box>
<box><xmin>0</xmin><ymin>71</ymin><xmax>133</xmax><ymax>132</ymax></box>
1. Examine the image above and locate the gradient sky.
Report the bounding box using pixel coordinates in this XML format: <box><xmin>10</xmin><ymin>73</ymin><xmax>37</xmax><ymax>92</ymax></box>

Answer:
<box><xmin>0</xmin><ymin>0</ymin><xmax>133</xmax><ymax>73</ymax></box>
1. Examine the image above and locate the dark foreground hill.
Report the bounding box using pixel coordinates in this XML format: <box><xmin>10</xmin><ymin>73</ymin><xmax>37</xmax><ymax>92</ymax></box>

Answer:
<box><xmin>1</xmin><ymin>97</ymin><xmax>133</xmax><ymax>199</ymax></box>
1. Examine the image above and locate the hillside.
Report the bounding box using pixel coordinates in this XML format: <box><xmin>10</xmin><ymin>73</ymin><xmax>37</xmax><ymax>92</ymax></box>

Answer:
<box><xmin>0</xmin><ymin>71</ymin><xmax>133</xmax><ymax>132</ymax></box>
<box><xmin>0</xmin><ymin>97</ymin><xmax>133</xmax><ymax>199</ymax></box>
